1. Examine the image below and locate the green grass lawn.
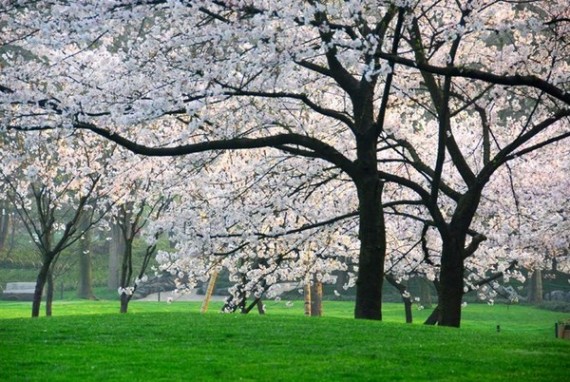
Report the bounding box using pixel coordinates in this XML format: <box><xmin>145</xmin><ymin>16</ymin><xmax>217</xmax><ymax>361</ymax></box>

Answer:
<box><xmin>1</xmin><ymin>300</ymin><xmax>569</xmax><ymax>381</ymax></box>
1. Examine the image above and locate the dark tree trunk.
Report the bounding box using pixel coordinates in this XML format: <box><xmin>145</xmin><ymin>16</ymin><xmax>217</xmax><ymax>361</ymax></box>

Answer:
<box><xmin>424</xmin><ymin>306</ymin><xmax>440</xmax><ymax>325</ymax></box>
<box><xmin>386</xmin><ymin>275</ymin><xmax>412</xmax><ymax>323</ymax></box>
<box><xmin>354</xmin><ymin>173</ymin><xmax>386</xmax><ymax>320</ymax></box>
<box><xmin>120</xmin><ymin>293</ymin><xmax>132</xmax><ymax>314</ymax></box>
<box><xmin>437</xmin><ymin>235</ymin><xmax>465</xmax><ymax>327</ymax></box>
<box><xmin>118</xmin><ymin>240</ymin><xmax>134</xmax><ymax>314</ymax></box>
<box><xmin>256</xmin><ymin>299</ymin><xmax>265</xmax><ymax>315</ymax></box>
<box><xmin>45</xmin><ymin>270</ymin><xmax>54</xmax><ymax>317</ymax></box>
<box><xmin>403</xmin><ymin>296</ymin><xmax>412</xmax><ymax>324</ymax></box>
<box><xmin>32</xmin><ymin>260</ymin><xmax>51</xmax><ymax>317</ymax></box>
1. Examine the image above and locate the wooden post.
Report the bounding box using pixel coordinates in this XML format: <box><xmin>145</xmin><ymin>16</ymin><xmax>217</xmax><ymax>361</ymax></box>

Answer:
<box><xmin>201</xmin><ymin>270</ymin><xmax>219</xmax><ymax>313</ymax></box>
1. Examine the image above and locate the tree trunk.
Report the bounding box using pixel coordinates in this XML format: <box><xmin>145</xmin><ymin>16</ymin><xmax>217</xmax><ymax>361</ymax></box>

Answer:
<box><xmin>335</xmin><ymin>268</ymin><xmax>348</xmax><ymax>294</ymax></box>
<box><xmin>108</xmin><ymin>221</ymin><xmax>123</xmax><ymax>290</ymax></box>
<box><xmin>437</xmin><ymin>235</ymin><xmax>465</xmax><ymax>327</ymax></box>
<box><xmin>528</xmin><ymin>269</ymin><xmax>543</xmax><ymax>304</ymax></box>
<box><xmin>304</xmin><ymin>283</ymin><xmax>311</xmax><ymax>316</ymax></box>
<box><xmin>0</xmin><ymin>204</ymin><xmax>10</xmax><ymax>251</ymax></box>
<box><xmin>354</xmin><ymin>174</ymin><xmax>386</xmax><ymax>320</ymax></box>
<box><xmin>45</xmin><ymin>270</ymin><xmax>54</xmax><ymax>317</ymax></box>
<box><xmin>32</xmin><ymin>261</ymin><xmax>51</xmax><ymax>317</ymax></box>
<box><xmin>120</xmin><ymin>293</ymin><xmax>131</xmax><ymax>314</ymax></box>
<box><xmin>403</xmin><ymin>296</ymin><xmax>412</xmax><ymax>324</ymax></box>
<box><xmin>419</xmin><ymin>277</ymin><xmax>433</xmax><ymax>308</ymax></box>
<box><xmin>310</xmin><ymin>276</ymin><xmax>323</xmax><ymax>317</ymax></box>
<box><xmin>386</xmin><ymin>275</ymin><xmax>412</xmax><ymax>323</ymax></box>
<box><xmin>424</xmin><ymin>306</ymin><xmax>440</xmax><ymax>325</ymax></box>
<box><xmin>118</xmin><ymin>241</ymin><xmax>134</xmax><ymax>313</ymax></box>
<box><xmin>256</xmin><ymin>299</ymin><xmax>265</xmax><ymax>315</ymax></box>
<box><xmin>77</xmin><ymin>226</ymin><xmax>95</xmax><ymax>299</ymax></box>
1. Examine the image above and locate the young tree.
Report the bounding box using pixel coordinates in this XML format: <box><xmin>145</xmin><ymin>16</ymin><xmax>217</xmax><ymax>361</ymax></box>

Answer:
<box><xmin>0</xmin><ymin>130</ymin><xmax>109</xmax><ymax>317</ymax></box>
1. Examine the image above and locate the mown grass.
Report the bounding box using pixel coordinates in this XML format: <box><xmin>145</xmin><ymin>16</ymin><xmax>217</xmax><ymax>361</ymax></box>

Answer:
<box><xmin>1</xmin><ymin>300</ymin><xmax>569</xmax><ymax>381</ymax></box>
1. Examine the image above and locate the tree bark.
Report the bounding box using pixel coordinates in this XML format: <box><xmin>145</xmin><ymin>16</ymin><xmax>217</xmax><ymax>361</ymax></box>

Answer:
<box><xmin>32</xmin><ymin>260</ymin><xmax>50</xmax><ymax>317</ymax></box>
<box><xmin>304</xmin><ymin>283</ymin><xmax>311</xmax><ymax>316</ymax></box>
<box><xmin>424</xmin><ymin>306</ymin><xmax>440</xmax><ymax>325</ymax></box>
<box><xmin>386</xmin><ymin>275</ymin><xmax>413</xmax><ymax>323</ymax></box>
<box><xmin>437</xmin><ymin>235</ymin><xmax>465</xmax><ymax>327</ymax></box>
<box><xmin>120</xmin><ymin>293</ymin><xmax>131</xmax><ymax>314</ymax></box>
<box><xmin>45</xmin><ymin>270</ymin><xmax>54</xmax><ymax>317</ymax></box>
<box><xmin>354</xmin><ymin>174</ymin><xmax>386</xmax><ymax>320</ymax></box>
<box><xmin>310</xmin><ymin>276</ymin><xmax>323</xmax><ymax>317</ymax></box>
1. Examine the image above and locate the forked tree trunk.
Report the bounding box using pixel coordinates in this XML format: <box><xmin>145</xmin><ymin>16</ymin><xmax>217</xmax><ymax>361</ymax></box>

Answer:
<box><xmin>354</xmin><ymin>174</ymin><xmax>386</xmax><ymax>320</ymax></box>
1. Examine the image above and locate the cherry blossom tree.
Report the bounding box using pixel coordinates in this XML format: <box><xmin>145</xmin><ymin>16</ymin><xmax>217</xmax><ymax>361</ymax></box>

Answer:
<box><xmin>108</xmin><ymin>158</ymin><xmax>172</xmax><ymax>314</ymax></box>
<box><xmin>375</xmin><ymin>1</ymin><xmax>569</xmax><ymax>326</ymax></box>
<box><xmin>0</xmin><ymin>129</ymin><xmax>110</xmax><ymax>317</ymax></box>
<box><xmin>1</xmin><ymin>1</ymin><xmax>568</xmax><ymax>326</ymax></box>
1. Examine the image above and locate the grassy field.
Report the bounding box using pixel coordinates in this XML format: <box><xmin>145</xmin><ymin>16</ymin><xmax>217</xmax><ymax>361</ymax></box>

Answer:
<box><xmin>1</xmin><ymin>300</ymin><xmax>569</xmax><ymax>381</ymax></box>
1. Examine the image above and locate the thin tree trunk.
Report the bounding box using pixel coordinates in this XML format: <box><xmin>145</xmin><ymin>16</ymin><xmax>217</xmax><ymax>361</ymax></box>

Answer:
<box><xmin>32</xmin><ymin>260</ymin><xmax>50</xmax><ymax>317</ymax></box>
<box><xmin>118</xmin><ymin>240</ymin><xmax>134</xmax><ymax>314</ymax></box>
<box><xmin>108</xmin><ymin>221</ymin><xmax>123</xmax><ymax>290</ymax></box>
<box><xmin>77</xmin><ymin>226</ymin><xmax>95</xmax><ymax>299</ymax></box>
<box><xmin>256</xmin><ymin>299</ymin><xmax>265</xmax><ymax>315</ymax></box>
<box><xmin>419</xmin><ymin>277</ymin><xmax>433</xmax><ymax>308</ymax></box>
<box><xmin>304</xmin><ymin>283</ymin><xmax>311</xmax><ymax>316</ymax></box>
<box><xmin>386</xmin><ymin>275</ymin><xmax>412</xmax><ymax>324</ymax></box>
<box><xmin>310</xmin><ymin>275</ymin><xmax>323</xmax><ymax>317</ymax></box>
<box><xmin>45</xmin><ymin>270</ymin><xmax>54</xmax><ymax>317</ymax></box>
<box><xmin>0</xmin><ymin>204</ymin><xmax>10</xmax><ymax>251</ymax></box>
